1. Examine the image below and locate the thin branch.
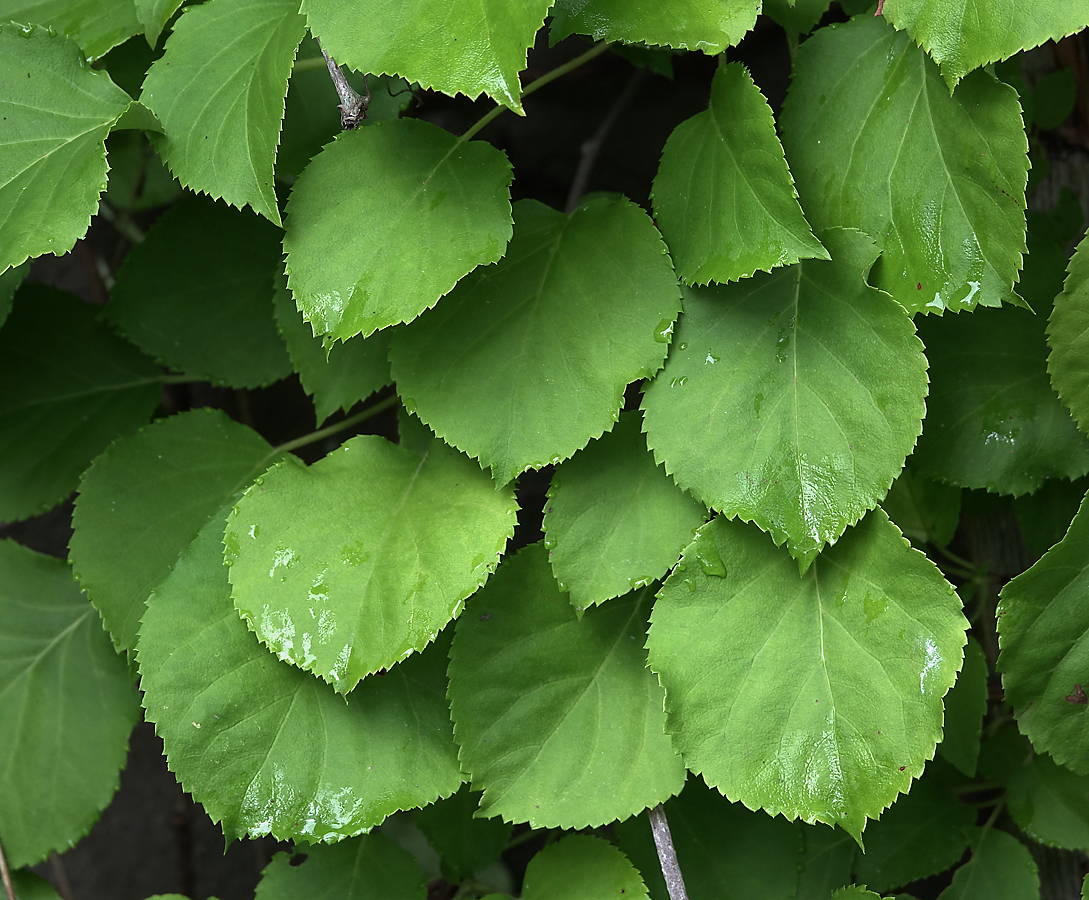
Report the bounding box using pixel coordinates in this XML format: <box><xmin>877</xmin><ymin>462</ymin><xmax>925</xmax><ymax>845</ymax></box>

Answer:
<box><xmin>0</xmin><ymin>837</ymin><xmax>15</xmax><ymax>900</ymax></box>
<box><xmin>273</xmin><ymin>394</ymin><xmax>399</xmax><ymax>456</ymax></box>
<box><xmin>315</xmin><ymin>36</ymin><xmax>370</xmax><ymax>129</ymax></box>
<box><xmin>49</xmin><ymin>854</ymin><xmax>74</xmax><ymax>900</ymax></box>
<box><xmin>649</xmin><ymin>804</ymin><xmax>689</xmax><ymax>900</ymax></box>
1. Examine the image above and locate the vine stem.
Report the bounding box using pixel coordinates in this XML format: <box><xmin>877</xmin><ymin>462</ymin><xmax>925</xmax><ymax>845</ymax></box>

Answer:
<box><xmin>273</xmin><ymin>394</ymin><xmax>399</xmax><ymax>456</ymax></box>
<box><xmin>649</xmin><ymin>803</ymin><xmax>689</xmax><ymax>900</ymax></box>
<box><xmin>0</xmin><ymin>836</ymin><xmax>15</xmax><ymax>900</ymax></box>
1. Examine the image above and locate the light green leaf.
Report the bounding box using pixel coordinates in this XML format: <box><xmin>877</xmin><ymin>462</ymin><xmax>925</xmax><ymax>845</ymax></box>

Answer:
<box><xmin>937</xmin><ymin>637</ymin><xmax>987</xmax><ymax>777</ymax></box>
<box><xmin>140</xmin><ymin>0</ymin><xmax>307</xmax><ymax>224</ymax></box>
<box><xmin>549</xmin><ymin>0</ymin><xmax>759</xmax><ymax>53</ymax></box>
<box><xmin>0</xmin><ymin>0</ymin><xmax>140</xmax><ymax>58</ymax></box>
<box><xmin>1049</xmin><ymin>234</ymin><xmax>1089</xmax><ymax>436</ymax></box>
<box><xmin>882</xmin><ymin>0</ymin><xmax>1089</xmax><ymax>91</ymax></box>
<box><xmin>272</xmin><ymin>274</ymin><xmax>392</xmax><ymax>426</ymax></box>
<box><xmin>70</xmin><ymin>408</ymin><xmax>277</xmax><ymax>654</ymax></box>
<box><xmin>1008</xmin><ymin>752</ymin><xmax>1089</xmax><ymax>850</ymax></box>
<box><xmin>0</xmin><ymin>24</ymin><xmax>131</xmax><ymax>275</ymax></box>
<box><xmin>254</xmin><ymin>834</ymin><xmax>426</xmax><ymax>899</ymax></box>
<box><xmin>283</xmin><ymin>119</ymin><xmax>513</xmax><ymax>341</ymax></box>
<box><xmin>139</xmin><ymin>516</ymin><xmax>464</xmax><ymax>843</ymax></box>
<box><xmin>520</xmin><ymin>835</ymin><xmax>648</xmax><ymax>900</ymax></box>
<box><xmin>0</xmin><ymin>260</ymin><xmax>29</xmax><ymax>330</ymax></box>
<box><xmin>937</xmin><ymin>827</ymin><xmax>1039</xmax><ymax>900</ymax></box>
<box><xmin>543</xmin><ymin>410</ymin><xmax>706</xmax><ymax>611</ymax></box>
<box><xmin>652</xmin><ymin>62</ymin><xmax>827</xmax><ymax>285</ymax></box>
<box><xmin>448</xmin><ymin>545</ymin><xmax>686</xmax><ymax>829</ymax></box>
<box><xmin>642</xmin><ymin>229</ymin><xmax>927</xmax><ymax>570</ymax></box>
<box><xmin>0</xmin><ymin>284</ymin><xmax>160</xmax><ymax>523</ymax></box>
<box><xmin>413</xmin><ymin>787</ymin><xmax>511</xmax><ymax>879</ymax></box>
<box><xmin>882</xmin><ymin>467</ymin><xmax>961</xmax><ymax>550</ymax></box>
<box><xmin>225</xmin><ymin>434</ymin><xmax>516</xmax><ymax>693</ymax></box>
<box><xmin>648</xmin><ymin>510</ymin><xmax>967</xmax><ymax>840</ymax></box>
<box><xmin>998</xmin><ymin>490</ymin><xmax>1089</xmax><ymax>774</ymax></box>
<box><xmin>0</xmin><ymin>540</ymin><xmax>140</xmax><ymax>868</ymax></box>
<box><xmin>135</xmin><ymin>0</ymin><xmax>185</xmax><ymax>46</ymax></box>
<box><xmin>390</xmin><ymin>196</ymin><xmax>682</xmax><ymax>483</ymax></box>
<box><xmin>301</xmin><ymin>0</ymin><xmax>552</xmax><ymax>112</ymax></box>
<box><xmin>106</xmin><ymin>196</ymin><xmax>293</xmax><ymax>388</ymax></box>
<box><xmin>780</xmin><ymin>13</ymin><xmax>1028</xmax><ymax>315</ymax></box>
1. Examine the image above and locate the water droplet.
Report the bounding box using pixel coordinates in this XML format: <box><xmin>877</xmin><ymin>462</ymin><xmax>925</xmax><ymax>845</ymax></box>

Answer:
<box><xmin>695</xmin><ymin>544</ymin><xmax>726</xmax><ymax>578</ymax></box>
<box><xmin>670</xmin><ymin>376</ymin><xmax>688</xmax><ymax>388</ymax></box>
<box><xmin>705</xmin><ymin>351</ymin><xmax>720</xmax><ymax>365</ymax></box>
<box><xmin>678</xmin><ymin>342</ymin><xmax>687</xmax><ymax>351</ymax></box>
<box><xmin>653</xmin><ymin>318</ymin><xmax>675</xmax><ymax>343</ymax></box>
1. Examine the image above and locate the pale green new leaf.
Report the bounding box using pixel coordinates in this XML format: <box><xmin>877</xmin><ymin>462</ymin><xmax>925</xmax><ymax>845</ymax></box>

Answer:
<box><xmin>998</xmin><ymin>491</ymin><xmax>1089</xmax><ymax>774</ymax></box>
<box><xmin>283</xmin><ymin>119</ymin><xmax>513</xmax><ymax>341</ymax></box>
<box><xmin>1008</xmin><ymin>752</ymin><xmax>1089</xmax><ymax>850</ymax></box>
<box><xmin>254</xmin><ymin>834</ymin><xmax>426</xmax><ymax>899</ymax></box>
<box><xmin>648</xmin><ymin>511</ymin><xmax>967</xmax><ymax>840</ymax></box>
<box><xmin>135</xmin><ymin>0</ymin><xmax>185</xmax><ymax>46</ymax></box>
<box><xmin>936</xmin><ymin>638</ymin><xmax>987</xmax><ymax>777</ymax></box>
<box><xmin>0</xmin><ymin>0</ymin><xmax>140</xmax><ymax>58</ymax></box>
<box><xmin>1048</xmin><ymin>234</ymin><xmax>1089</xmax><ymax>436</ymax></box>
<box><xmin>139</xmin><ymin>517</ymin><xmax>463</xmax><ymax>843</ymax></box>
<box><xmin>0</xmin><ymin>285</ymin><xmax>160</xmax><ymax>523</ymax></box>
<box><xmin>106</xmin><ymin>196</ymin><xmax>293</xmax><ymax>388</ymax></box>
<box><xmin>225</xmin><ymin>434</ymin><xmax>516</xmax><ymax>693</ymax></box>
<box><xmin>140</xmin><ymin>0</ymin><xmax>307</xmax><ymax>224</ymax></box>
<box><xmin>652</xmin><ymin>62</ymin><xmax>827</xmax><ymax>285</ymax></box>
<box><xmin>780</xmin><ymin>13</ymin><xmax>1028</xmax><ymax>315</ymax></box>
<box><xmin>70</xmin><ymin>408</ymin><xmax>277</xmax><ymax>654</ymax></box>
<box><xmin>447</xmin><ymin>545</ymin><xmax>686</xmax><ymax>829</ymax></box>
<box><xmin>0</xmin><ymin>24</ymin><xmax>131</xmax><ymax>275</ymax></box>
<box><xmin>301</xmin><ymin>0</ymin><xmax>552</xmax><ymax>112</ymax></box>
<box><xmin>0</xmin><ymin>540</ymin><xmax>140</xmax><ymax>867</ymax></box>
<box><xmin>937</xmin><ymin>827</ymin><xmax>1039</xmax><ymax>900</ymax></box>
<box><xmin>390</xmin><ymin>196</ymin><xmax>682</xmax><ymax>483</ymax></box>
<box><xmin>642</xmin><ymin>229</ymin><xmax>927</xmax><ymax>570</ymax></box>
<box><xmin>520</xmin><ymin>835</ymin><xmax>648</xmax><ymax>900</ymax></box>
<box><xmin>413</xmin><ymin>787</ymin><xmax>511</xmax><ymax>879</ymax></box>
<box><xmin>883</xmin><ymin>0</ymin><xmax>1089</xmax><ymax>90</ymax></box>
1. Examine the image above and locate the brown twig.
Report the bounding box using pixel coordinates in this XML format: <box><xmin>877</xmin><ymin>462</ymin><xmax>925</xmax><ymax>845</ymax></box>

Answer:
<box><xmin>49</xmin><ymin>853</ymin><xmax>74</xmax><ymax>900</ymax></box>
<box><xmin>0</xmin><ymin>836</ymin><xmax>15</xmax><ymax>900</ymax></box>
<box><xmin>314</xmin><ymin>36</ymin><xmax>370</xmax><ymax>129</ymax></box>
<box><xmin>649</xmin><ymin>803</ymin><xmax>689</xmax><ymax>900</ymax></box>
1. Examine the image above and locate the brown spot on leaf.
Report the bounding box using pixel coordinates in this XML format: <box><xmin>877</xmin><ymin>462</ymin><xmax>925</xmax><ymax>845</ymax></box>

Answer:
<box><xmin>1066</xmin><ymin>684</ymin><xmax>1087</xmax><ymax>704</ymax></box>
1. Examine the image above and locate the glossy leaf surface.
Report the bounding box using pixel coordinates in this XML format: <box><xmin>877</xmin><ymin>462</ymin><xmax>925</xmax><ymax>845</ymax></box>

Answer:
<box><xmin>781</xmin><ymin>14</ymin><xmax>1028</xmax><ymax>314</ymax></box>
<box><xmin>520</xmin><ymin>835</ymin><xmax>648</xmax><ymax>900</ymax></box>
<box><xmin>652</xmin><ymin>62</ymin><xmax>827</xmax><ymax>285</ymax></box>
<box><xmin>225</xmin><ymin>434</ymin><xmax>516</xmax><ymax>692</ymax></box>
<box><xmin>283</xmin><ymin>119</ymin><xmax>513</xmax><ymax>341</ymax></box>
<box><xmin>390</xmin><ymin>196</ymin><xmax>682</xmax><ymax>482</ymax></box>
<box><xmin>0</xmin><ymin>540</ymin><xmax>139</xmax><ymax>867</ymax></box>
<box><xmin>0</xmin><ymin>0</ymin><xmax>140</xmax><ymax>59</ymax></box>
<box><xmin>543</xmin><ymin>411</ymin><xmax>706</xmax><ymax>611</ymax></box>
<box><xmin>0</xmin><ymin>25</ymin><xmax>131</xmax><ymax>275</ymax></box>
<box><xmin>648</xmin><ymin>511</ymin><xmax>967</xmax><ymax>839</ymax></box>
<box><xmin>140</xmin><ymin>0</ymin><xmax>307</xmax><ymax>224</ymax></box>
<box><xmin>1048</xmin><ymin>233</ymin><xmax>1089</xmax><ymax>436</ymax></box>
<box><xmin>448</xmin><ymin>545</ymin><xmax>685</xmax><ymax>828</ymax></box>
<box><xmin>937</xmin><ymin>827</ymin><xmax>1039</xmax><ymax>900</ymax></box>
<box><xmin>139</xmin><ymin>517</ymin><xmax>463</xmax><ymax>843</ymax></box>
<box><xmin>642</xmin><ymin>230</ymin><xmax>927</xmax><ymax>569</ymax></box>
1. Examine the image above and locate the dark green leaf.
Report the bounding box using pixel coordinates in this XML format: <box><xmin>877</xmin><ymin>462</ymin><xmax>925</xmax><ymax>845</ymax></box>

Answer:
<box><xmin>520</xmin><ymin>835</ymin><xmax>648</xmax><ymax>900</ymax></box>
<box><xmin>937</xmin><ymin>637</ymin><xmax>987</xmax><ymax>777</ymax></box>
<box><xmin>0</xmin><ymin>0</ymin><xmax>140</xmax><ymax>59</ymax></box>
<box><xmin>882</xmin><ymin>468</ymin><xmax>962</xmax><ymax>550</ymax></box>
<box><xmin>413</xmin><ymin>787</ymin><xmax>511</xmax><ymax>879</ymax></box>
<box><xmin>937</xmin><ymin>827</ymin><xmax>1039</xmax><ymax>900</ymax></box>
<box><xmin>1014</xmin><ymin>476</ymin><xmax>1089</xmax><ymax>558</ymax></box>
<box><xmin>10</xmin><ymin>870</ymin><xmax>61</xmax><ymax>900</ymax></box>
<box><xmin>0</xmin><ymin>260</ymin><xmax>29</xmax><ymax>330</ymax></box>
<box><xmin>1048</xmin><ymin>233</ymin><xmax>1089</xmax><ymax>436</ymax></box>
<box><xmin>1008</xmin><ymin>752</ymin><xmax>1089</xmax><ymax>850</ymax></box>
<box><xmin>763</xmin><ymin>0</ymin><xmax>832</xmax><ymax>35</ymax></box>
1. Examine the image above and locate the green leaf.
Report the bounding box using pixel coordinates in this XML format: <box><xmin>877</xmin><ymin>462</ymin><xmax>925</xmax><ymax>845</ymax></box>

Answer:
<box><xmin>913</xmin><ymin>300</ymin><xmax>1089</xmax><ymax>496</ymax></box>
<box><xmin>225</xmin><ymin>434</ymin><xmax>516</xmax><ymax>692</ymax></box>
<box><xmin>413</xmin><ymin>786</ymin><xmax>511</xmax><ymax>879</ymax></box>
<box><xmin>135</xmin><ymin>0</ymin><xmax>185</xmax><ymax>46</ymax></box>
<box><xmin>0</xmin><ymin>0</ymin><xmax>141</xmax><ymax>59</ymax></box>
<box><xmin>448</xmin><ymin>545</ymin><xmax>685</xmax><ymax>829</ymax></box>
<box><xmin>998</xmin><ymin>490</ymin><xmax>1089</xmax><ymax>773</ymax></box>
<box><xmin>543</xmin><ymin>411</ymin><xmax>706</xmax><ymax>611</ymax></box>
<box><xmin>1014</xmin><ymin>476</ymin><xmax>1089</xmax><ymax>558</ymax></box>
<box><xmin>652</xmin><ymin>62</ymin><xmax>827</xmax><ymax>285</ymax></box>
<box><xmin>300</xmin><ymin>0</ymin><xmax>552</xmax><ymax>112</ymax></box>
<box><xmin>139</xmin><ymin>516</ymin><xmax>463</xmax><ymax>843</ymax></box>
<box><xmin>780</xmin><ymin>13</ymin><xmax>1028</xmax><ymax>315</ymax></box>
<box><xmin>283</xmin><ymin>119</ymin><xmax>513</xmax><ymax>341</ymax></box>
<box><xmin>70</xmin><ymin>408</ymin><xmax>277</xmax><ymax>654</ymax></box>
<box><xmin>390</xmin><ymin>196</ymin><xmax>682</xmax><ymax>483</ymax></box>
<box><xmin>0</xmin><ymin>284</ymin><xmax>160</xmax><ymax>523</ymax></box>
<box><xmin>549</xmin><ymin>0</ymin><xmax>759</xmax><ymax>53</ymax></box>
<box><xmin>1008</xmin><ymin>752</ymin><xmax>1089</xmax><ymax>850</ymax></box>
<box><xmin>272</xmin><ymin>274</ymin><xmax>392</xmax><ymax>426</ymax></box>
<box><xmin>520</xmin><ymin>835</ymin><xmax>648</xmax><ymax>900</ymax></box>
<box><xmin>796</xmin><ymin>824</ymin><xmax>856</xmax><ymax>900</ymax></box>
<box><xmin>0</xmin><ymin>24</ymin><xmax>131</xmax><ymax>275</ymax></box>
<box><xmin>648</xmin><ymin>510</ymin><xmax>967</xmax><ymax>840</ymax></box>
<box><xmin>882</xmin><ymin>467</ymin><xmax>962</xmax><ymax>550</ymax></box>
<box><xmin>0</xmin><ymin>540</ymin><xmax>140</xmax><ymax>867</ymax></box>
<box><xmin>140</xmin><ymin>0</ymin><xmax>306</xmax><ymax>224</ymax></box>
<box><xmin>937</xmin><ymin>827</ymin><xmax>1039</xmax><ymax>900</ymax></box>
<box><xmin>642</xmin><ymin>229</ymin><xmax>927</xmax><ymax>570</ymax></box>
<box><xmin>882</xmin><ymin>0</ymin><xmax>1089</xmax><ymax>91</ymax></box>
<box><xmin>937</xmin><ymin>637</ymin><xmax>987</xmax><ymax>777</ymax></box>
<box><xmin>832</xmin><ymin>889</ymin><xmax>880</xmax><ymax>900</ymax></box>
<box><xmin>106</xmin><ymin>196</ymin><xmax>293</xmax><ymax>388</ymax></box>
<box><xmin>0</xmin><ymin>260</ymin><xmax>29</xmax><ymax>330</ymax></box>
<box><xmin>254</xmin><ymin>834</ymin><xmax>426</xmax><ymax>899</ymax></box>
<box><xmin>11</xmin><ymin>870</ymin><xmax>62</xmax><ymax>900</ymax></box>
<box><xmin>1048</xmin><ymin>234</ymin><xmax>1089</xmax><ymax>437</ymax></box>
<box><xmin>763</xmin><ymin>0</ymin><xmax>832</xmax><ymax>35</ymax></box>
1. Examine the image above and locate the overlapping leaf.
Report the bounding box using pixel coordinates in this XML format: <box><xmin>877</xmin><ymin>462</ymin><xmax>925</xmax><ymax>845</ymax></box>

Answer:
<box><xmin>648</xmin><ymin>510</ymin><xmax>967</xmax><ymax>840</ymax></box>
<box><xmin>448</xmin><ymin>545</ymin><xmax>686</xmax><ymax>828</ymax></box>
<box><xmin>283</xmin><ymin>119</ymin><xmax>513</xmax><ymax>342</ymax></box>
<box><xmin>520</xmin><ymin>835</ymin><xmax>648</xmax><ymax>900</ymax></box>
<box><xmin>0</xmin><ymin>540</ymin><xmax>140</xmax><ymax>868</ymax></box>
<box><xmin>0</xmin><ymin>260</ymin><xmax>28</xmax><ymax>330</ymax></box>
<box><xmin>937</xmin><ymin>827</ymin><xmax>1039</xmax><ymax>900</ymax></box>
<box><xmin>139</xmin><ymin>517</ymin><xmax>463</xmax><ymax>843</ymax></box>
<box><xmin>780</xmin><ymin>13</ymin><xmax>1028</xmax><ymax>314</ymax></box>
<box><xmin>107</xmin><ymin>196</ymin><xmax>293</xmax><ymax>388</ymax></box>
<box><xmin>642</xmin><ymin>229</ymin><xmax>927</xmax><ymax>569</ymax></box>
<box><xmin>140</xmin><ymin>0</ymin><xmax>306</xmax><ymax>224</ymax></box>
<box><xmin>1049</xmin><ymin>234</ymin><xmax>1089</xmax><ymax>436</ymax></box>
<box><xmin>135</xmin><ymin>0</ymin><xmax>186</xmax><ymax>46</ymax></box>
<box><xmin>882</xmin><ymin>467</ymin><xmax>962</xmax><ymax>550</ymax></box>
<box><xmin>70</xmin><ymin>409</ymin><xmax>277</xmax><ymax>654</ymax></box>
<box><xmin>390</xmin><ymin>196</ymin><xmax>682</xmax><ymax>482</ymax></box>
<box><xmin>413</xmin><ymin>787</ymin><xmax>511</xmax><ymax>880</ymax></box>
<box><xmin>225</xmin><ymin>434</ymin><xmax>516</xmax><ymax>693</ymax></box>
<box><xmin>1007</xmin><ymin>752</ymin><xmax>1089</xmax><ymax>850</ymax></box>
<box><xmin>763</xmin><ymin>0</ymin><xmax>832</xmax><ymax>36</ymax></box>
<box><xmin>936</xmin><ymin>638</ymin><xmax>987</xmax><ymax>777</ymax></box>
<box><xmin>0</xmin><ymin>24</ymin><xmax>131</xmax><ymax>275</ymax></box>
<box><xmin>882</xmin><ymin>0</ymin><xmax>1089</xmax><ymax>90</ymax></box>
<box><xmin>652</xmin><ymin>62</ymin><xmax>827</xmax><ymax>285</ymax></box>
<box><xmin>0</xmin><ymin>285</ymin><xmax>160</xmax><ymax>523</ymax></box>
<box><xmin>301</xmin><ymin>0</ymin><xmax>552</xmax><ymax>112</ymax></box>
<box><xmin>0</xmin><ymin>0</ymin><xmax>140</xmax><ymax>58</ymax></box>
